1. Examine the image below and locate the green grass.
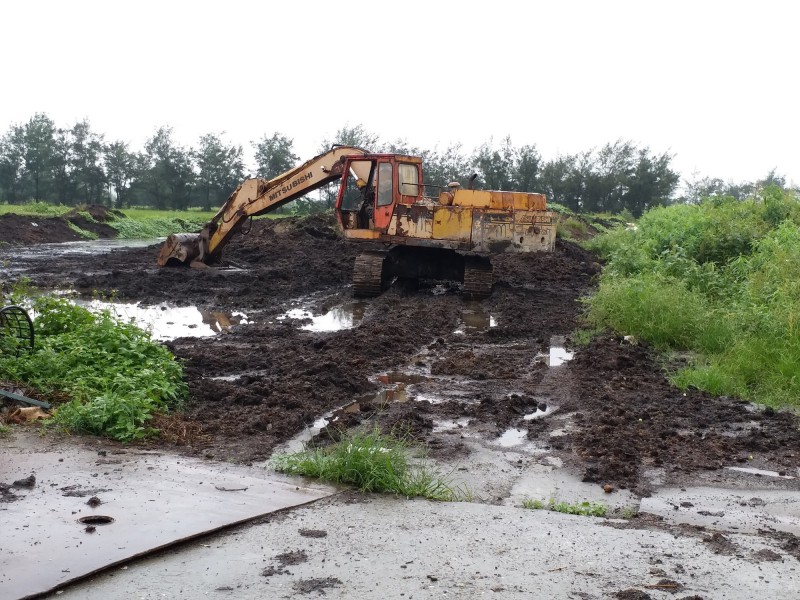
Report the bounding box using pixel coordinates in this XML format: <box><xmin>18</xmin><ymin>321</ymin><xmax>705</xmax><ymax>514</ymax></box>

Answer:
<box><xmin>0</xmin><ymin>293</ymin><xmax>187</xmax><ymax>441</ymax></box>
<box><xmin>522</xmin><ymin>497</ymin><xmax>608</xmax><ymax>517</ymax></box>
<box><xmin>111</xmin><ymin>215</ymin><xmax>209</xmax><ymax>238</ymax></box>
<box><xmin>0</xmin><ymin>423</ymin><xmax>10</xmax><ymax>437</ymax></box>
<box><xmin>0</xmin><ymin>202</ymin><xmax>71</xmax><ymax>217</ymax></box>
<box><xmin>271</xmin><ymin>428</ymin><xmax>470</xmax><ymax>501</ymax></box>
<box><xmin>585</xmin><ymin>186</ymin><xmax>800</xmax><ymax>408</ymax></box>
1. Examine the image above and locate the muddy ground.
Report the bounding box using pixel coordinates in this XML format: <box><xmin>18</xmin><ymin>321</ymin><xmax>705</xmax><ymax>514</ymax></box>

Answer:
<box><xmin>2</xmin><ymin>211</ymin><xmax>799</xmax><ymax>500</ymax></box>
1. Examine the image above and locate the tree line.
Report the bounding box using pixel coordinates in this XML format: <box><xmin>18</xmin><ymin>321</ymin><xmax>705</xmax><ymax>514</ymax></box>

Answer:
<box><xmin>0</xmin><ymin>113</ymin><xmax>787</xmax><ymax>217</ymax></box>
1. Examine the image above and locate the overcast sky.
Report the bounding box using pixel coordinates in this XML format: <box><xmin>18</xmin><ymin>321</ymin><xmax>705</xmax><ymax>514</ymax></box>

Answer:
<box><xmin>2</xmin><ymin>0</ymin><xmax>797</xmax><ymax>187</ymax></box>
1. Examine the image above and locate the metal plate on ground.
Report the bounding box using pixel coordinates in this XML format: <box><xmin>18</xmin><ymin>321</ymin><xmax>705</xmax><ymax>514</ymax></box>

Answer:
<box><xmin>0</xmin><ymin>430</ymin><xmax>335</xmax><ymax>599</ymax></box>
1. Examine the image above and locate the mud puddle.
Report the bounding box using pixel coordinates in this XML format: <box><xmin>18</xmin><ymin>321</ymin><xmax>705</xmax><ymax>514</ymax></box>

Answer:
<box><xmin>277</xmin><ymin>301</ymin><xmax>368</xmax><ymax>332</ymax></box>
<box><xmin>1</xmin><ymin>239</ymin><xmax>163</xmax><ymax>273</ymax></box>
<box><xmin>535</xmin><ymin>335</ymin><xmax>574</xmax><ymax>367</ymax></box>
<box><xmin>455</xmin><ymin>302</ymin><xmax>497</xmax><ymax>334</ymax></box>
<box><xmin>73</xmin><ymin>298</ymin><xmax>251</xmax><ymax>340</ymax></box>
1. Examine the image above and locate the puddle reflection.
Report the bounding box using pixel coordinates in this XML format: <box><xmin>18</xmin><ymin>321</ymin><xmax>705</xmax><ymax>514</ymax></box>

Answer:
<box><xmin>279</xmin><ymin>302</ymin><xmax>367</xmax><ymax>332</ymax></box>
<box><xmin>536</xmin><ymin>335</ymin><xmax>574</xmax><ymax>367</ymax></box>
<box><xmin>456</xmin><ymin>302</ymin><xmax>497</xmax><ymax>335</ymax></box>
<box><xmin>497</xmin><ymin>428</ymin><xmax>528</xmax><ymax>447</ymax></box>
<box><xmin>73</xmin><ymin>298</ymin><xmax>250</xmax><ymax>341</ymax></box>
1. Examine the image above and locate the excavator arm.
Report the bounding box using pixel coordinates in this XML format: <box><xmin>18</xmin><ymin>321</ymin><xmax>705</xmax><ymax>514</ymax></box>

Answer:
<box><xmin>157</xmin><ymin>145</ymin><xmax>367</xmax><ymax>266</ymax></box>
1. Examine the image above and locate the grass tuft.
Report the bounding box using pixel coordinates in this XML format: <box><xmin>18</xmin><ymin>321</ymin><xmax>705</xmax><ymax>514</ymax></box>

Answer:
<box><xmin>272</xmin><ymin>428</ymin><xmax>470</xmax><ymax>501</ymax></box>
<box><xmin>522</xmin><ymin>497</ymin><xmax>608</xmax><ymax>517</ymax></box>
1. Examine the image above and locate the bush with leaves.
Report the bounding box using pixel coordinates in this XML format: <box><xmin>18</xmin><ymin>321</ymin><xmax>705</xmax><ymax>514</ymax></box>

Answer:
<box><xmin>0</xmin><ymin>296</ymin><xmax>187</xmax><ymax>440</ymax></box>
<box><xmin>586</xmin><ymin>186</ymin><xmax>800</xmax><ymax>407</ymax></box>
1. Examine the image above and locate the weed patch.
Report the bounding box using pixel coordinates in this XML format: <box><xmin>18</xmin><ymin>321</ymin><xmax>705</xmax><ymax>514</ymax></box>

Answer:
<box><xmin>0</xmin><ymin>295</ymin><xmax>187</xmax><ymax>441</ymax></box>
<box><xmin>271</xmin><ymin>428</ymin><xmax>469</xmax><ymax>501</ymax></box>
<box><xmin>522</xmin><ymin>497</ymin><xmax>608</xmax><ymax>517</ymax></box>
<box><xmin>585</xmin><ymin>188</ymin><xmax>800</xmax><ymax>408</ymax></box>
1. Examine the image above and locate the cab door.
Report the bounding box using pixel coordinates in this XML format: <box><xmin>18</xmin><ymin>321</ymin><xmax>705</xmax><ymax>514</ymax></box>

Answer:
<box><xmin>373</xmin><ymin>161</ymin><xmax>395</xmax><ymax>231</ymax></box>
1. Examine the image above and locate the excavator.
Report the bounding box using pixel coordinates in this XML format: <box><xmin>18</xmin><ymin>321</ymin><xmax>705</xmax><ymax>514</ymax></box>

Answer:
<box><xmin>157</xmin><ymin>145</ymin><xmax>556</xmax><ymax>298</ymax></box>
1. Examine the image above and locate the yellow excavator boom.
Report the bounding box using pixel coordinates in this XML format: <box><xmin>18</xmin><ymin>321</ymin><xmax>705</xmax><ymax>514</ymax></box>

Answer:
<box><xmin>157</xmin><ymin>145</ymin><xmax>366</xmax><ymax>266</ymax></box>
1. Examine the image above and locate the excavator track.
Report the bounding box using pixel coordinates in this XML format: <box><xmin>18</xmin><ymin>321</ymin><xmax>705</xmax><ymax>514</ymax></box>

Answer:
<box><xmin>463</xmin><ymin>260</ymin><xmax>493</xmax><ymax>299</ymax></box>
<box><xmin>352</xmin><ymin>252</ymin><xmax>388</xmax><ymax>297</ymax></box>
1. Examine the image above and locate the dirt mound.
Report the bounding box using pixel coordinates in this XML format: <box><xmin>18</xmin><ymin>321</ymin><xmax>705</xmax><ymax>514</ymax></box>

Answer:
<box><xmin>0</xmin><ymin>213</ymin><xmax>83</xmax><ymax>245</ymax></box>
<box><xmin>0</xmin><ymin>205</ymin><xmax>122</xmax><ymax>245</ymax></box>
<box><xmin>63</xmin><ymin>204</ymin><xmax>123</xmax><ymax>223</ymax></box>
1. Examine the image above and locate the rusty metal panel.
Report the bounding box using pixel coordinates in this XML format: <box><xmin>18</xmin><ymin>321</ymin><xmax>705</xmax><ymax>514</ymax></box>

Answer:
<box><xmin>0</xmin><ymin>433</ymin><xmax>336</xmax><ymax>599</ymax></box>
<box><xmin>392</xmin><ymin>203</ymin><xmax>433</xmax><ymax>239</ymax></box>
<box><xmin>525</xmin><ymin>193</ymin><xmax>547</xmax><ymax>210</ymax></box>
<box><xmin>432</xmin><ymin>206</ymin><xmax>472</xmax><ymax>241</ymax></box>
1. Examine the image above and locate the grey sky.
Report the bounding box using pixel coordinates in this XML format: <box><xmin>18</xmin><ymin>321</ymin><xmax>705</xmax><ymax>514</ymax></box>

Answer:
<box><xmin>2</xmin><ymin>0</ymin><xmax>797</xmax><ymax>187</ymax></box>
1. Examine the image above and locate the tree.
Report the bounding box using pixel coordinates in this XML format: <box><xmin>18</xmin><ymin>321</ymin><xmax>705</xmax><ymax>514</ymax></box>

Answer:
<box><xmin>70</xmin><ymin>119</ymin><xmax>106</xmax><ymax>205</ymax></box>
<box><xmin>621</xmin><ymin>148</ymin><xmax>679</xmax><ymax>216</ymax></box>
<box><xmin>20</xmin><ymin>113</ymin><xmax>57</xmax><ymax>201</ymax></box>
<box><xmin>539</xmin><ymin>154</ymin><xmax>588</xmax><ymax>212</ymax></box>
<box><xmin>514</xmin><ymin>144</ymin><xmax>542</xmax><ymax>193</ymax></box>
<box><xmin>253</xmin><ymin>132</ymin><xmax>298</xmax><ymax>179</ymax></box>
<box><xmin>194</xmin><ymin>133</ymin><xmax>245</xmax><ymax>210</ymax></box>
<box><xmin>135</xmin><ymin>127</ymin><xmax>195</xmax><ymax>210</ymax></box>
<box><xmin>319</xmin><ymin>124</ymin><xmax>379</xmax><ymax>153</ymax></box>
<box><xmin>421</xmin><ymin>143</ymin><xmax>470</xmax><ymax>189</ymax></box>
<box><xmin>50</xmin><ymin>126</ymin><xmax>76</xmax><ymax>204</ymax></box>
<box><xmin>104</xmin><ymin>141</ymin><xmax>137</xmax><ymax>208</ymax></box>
<box><xmin>471</xmin><ymin>136</ymin><xmax>516</xmax><ymax>190</ymax></box>
<box><xmin>0</xmin><ymin>125</ymin><xmax>25</xmax><ymax>203</ymax></box>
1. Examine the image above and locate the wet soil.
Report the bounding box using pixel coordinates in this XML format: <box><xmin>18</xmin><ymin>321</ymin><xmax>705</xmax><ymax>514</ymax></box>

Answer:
<box><xmin>2</xmin><ymin>213</ymin><xmax>800</xmax><ymax>496</ymax></box>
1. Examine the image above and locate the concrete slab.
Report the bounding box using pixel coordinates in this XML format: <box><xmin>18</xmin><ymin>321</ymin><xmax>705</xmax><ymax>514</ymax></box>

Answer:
<box><xmin>45</xmin><ymin>495</ymin><xmax>800</xmax><ymax>600</ymax></box>
<box><xmin>0</xmin><ymin>431</ymin><xmax>336</xmax><ymax>599</ymax></box>
<box><xmin>640</xmin><ymin>486</ymin><xmax>800</xmax><ymax>535</ymax></box>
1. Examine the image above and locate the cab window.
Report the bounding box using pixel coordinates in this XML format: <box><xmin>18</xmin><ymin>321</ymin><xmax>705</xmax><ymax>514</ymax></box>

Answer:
<box><xmin>398</xmin><ymin>163</ymin><xmax>419</xmax><ymax>196</ymax></box>
<box><xmin>341</xmin><ymin>161</ymin><xmax>372</xmax><ymax>210</ymax></box>
<box><xmin>377</xmin><ymin>163</ymin><xmax>393</xmax><ymax>207</ymax></box>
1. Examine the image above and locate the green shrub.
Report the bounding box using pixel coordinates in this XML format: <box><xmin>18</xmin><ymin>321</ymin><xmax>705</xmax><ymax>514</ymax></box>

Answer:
<box><xmin>585</xmin><ymin>188</ymin><xmax>800</xmax><ymax>407</ymax></box>
<box><xmin>0</xmin><ymin>296</ymin><xmax>187</xmax><ymax>440</ymax></box>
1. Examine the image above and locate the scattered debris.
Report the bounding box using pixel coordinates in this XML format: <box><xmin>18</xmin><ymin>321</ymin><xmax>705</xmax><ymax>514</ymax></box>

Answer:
<box><xmin>12</xmin><ymin>474</ymin><xmax>35</xmax><ymax>488</ymax></box>
<box><xmin>299</xmin><ymin>528</ymin><xmax>328</xmax><ymax>538</ymax></box>
<box><xmin>702</xmin><ymin>532</ymin><xmax>738</xmax><ymax>556</ymax></box>
<box><xmin>275</xmin><ymin>550</ymin><xmax>308</xmax><ymax>566</ymax></box>
<box><xmin>6</xmin><ymin>407</ymin><xmax>50</xmax><ymax>424</ymax></box>
<box><xmin>261</xmin><ymin>549</ymin><xmax>308</xmax><ymax>577</ymax></box>
<box><xmin>615</xmin><ymin>590</ymin><xmax>652</xmax><ymax>600</ymax></box>
<box><xmin>0</xmin><ymin>482</ymin><xmax>20</xmax><ymax>503</ymax></box>
<box><xmin>753</xmin><ymin>549</ymin><xmax>782</xmax><ymax>562</ymax></box>
<box><xmin>61</xmin><ymin>485</ymin><xmax>112</xmax><ymax>498</ymax></box>
<box><xmin>293</xmin><ymin>577</ymin><xmax>342</xmax><ymax>595</ymax></box>
<box><xmin>643</xmin><ymin>579</ymin><xmax>684</xmax><ymax>592</ymax></box>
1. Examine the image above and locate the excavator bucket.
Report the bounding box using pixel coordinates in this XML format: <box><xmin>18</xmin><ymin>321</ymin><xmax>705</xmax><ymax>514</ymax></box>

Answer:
<box><xmin>157</xmin><ymin>233</ymin><xmax>204</xmax><ymax>267</ymax></box>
